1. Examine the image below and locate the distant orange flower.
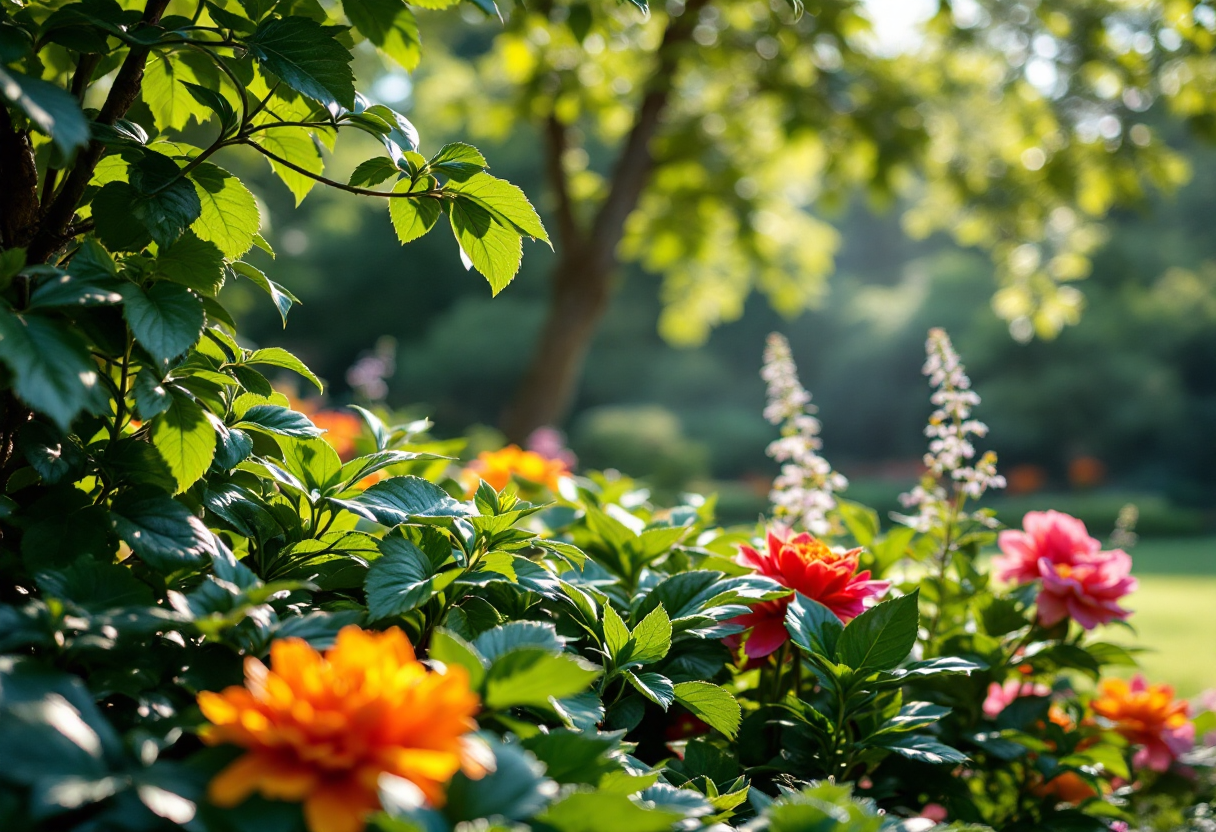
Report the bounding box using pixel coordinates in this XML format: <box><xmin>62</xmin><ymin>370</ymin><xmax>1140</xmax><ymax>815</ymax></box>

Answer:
<box><xmin>199</xmin><ymin>627</ymin><xmax>482</xmax><ymax>832</ymax></box>
<box><xmin>1034</xmin><ymin>771</ymin><xmax>1097</xmax><ymax>804</ymax></box>
<box><xmin>460</xmin><ymin>445</ymin><xmax>569</xmax><ymax>496</ymax></box>
<box><xmin>1092</xmin><ymin>676</ymin><xmax>1194</xmax><ymax>771</ymax></box>
<box><xmin>311</xmin><ymin>409</ymin><xmax>364</xmax><ymax>461</ymax></box>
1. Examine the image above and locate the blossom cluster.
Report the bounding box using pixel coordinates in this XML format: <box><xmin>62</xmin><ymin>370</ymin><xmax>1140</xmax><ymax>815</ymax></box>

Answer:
<box><xmin>995</xmin><ymin>510</ymin><xmax>1137</xmax><ymax>629</ymax></box>
<box><xmin>761</xmin><ymin>333</ymin><xmax>848</xmax><ymax>536</ymax></box>
<box><xmin>898</xmin><ymin>328</ymin><xmax>1005</xmax><ymax>531</ymax></box>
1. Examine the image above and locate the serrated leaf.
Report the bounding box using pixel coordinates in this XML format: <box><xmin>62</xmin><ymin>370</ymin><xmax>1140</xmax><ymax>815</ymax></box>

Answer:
<box><xmin>155</xmin><ymin>231</ymin><xmax>226</xmax><ymax>296</ymax></box>
<box><xmin>785</xmin><ymin>592</ymin><xmax>844</xmax><ymax>658</ymax></box>
<box><xmin>624</xmin><ymin>669</ymin><xmax>674</xmax><ymax>709</ymax></box>
<box><xmin>672</xmin><ymin>681</ymin><xmax>741</xmax><ymax>739</ymax></box>
<box><xmin>836</xmin><ymin>590</ymin><xmax>919</xmax><ymax>673</ymax></box>
<box><xmin>874</xmin><ymin>734</ymin><xmax>968</xmax><ymax>765</ymax></box>
<box><xmin>254</xmin><ymin>127</ymin><xmax>323</xmax><ymax>205</ymax></box>
<box><xmin>448</xmin><ymin>172</ymin><xmax>548</xmax><ymax>243</ymax></box>
<box><xmin>484</xmin><ymin>649</ymin><xmax>600</xmax><ymax>709</ymax></box>
<box><xmin>150</xmin><ymin>392</ymin><xmax>216</xmax><ymax>493</ymax></box>
<box><xmin>447</xmin><ymin>195</ymin><xmax>522</xmax><ymax>295</ymax></box>
<box><xmin>244</xmin><ymin>347</ymin><xmax>322</xmax><ymax>391</ymax></box>
<box><xmin>0</xmin><ymin>66</ymin><xmax>89</xmax><ymax>159</ymax></box>
<box><xmin>428</xmin><ymin>142</ymin><xmax>486</xmax><ymax>181</ymax></box>
<box><xmin>0</xmin><ymin>310</ymin><xmax>106</xmax><ymax>430</ymax></box>
<box><xmin>342</xmin><ymin>0</ymin><xmax>420</xmax><ymax>71</ymax></box>
<box><xmin>230</xmin><ymin>261</ymin><xmax>297</xmax><ymax>324</ymax></box>
<box><xmin>334</xmin><ymin>475</ymin><xmax>469</xmax><ymax>525</ymax></box>
<box><xmin>247</xmin><ymin>16</ymin><xmax>355</xmax><ymax>109</ymax></box>
<box><xmin>110</xmin><ymin>489</ymin><xmax>211</xmax><ymax>573</ymax></box>
<box><xmin>122</xmin><ymin>282</ymin><xmax>205</xmax><ymax>363</ymax></box>
<box><xmin>627</xmin><ymin>604</ymin><xmax>671</xmax><ymax>667</ymax></box>
<box><xmin>235</xmin><ymin>405</ymin><xmax>322</xmax><ymax>438</ymax></box>
<box><xmin>189</xmin><ymin>163</ymin><xmax>260</xmax><ymax>259</ymax></box>
<box><xmin>364</xmin><ymin>534</ymin><xmax>451</xmax><ymax>621</ymax></box>
<box><xmin>349</xmin><ymin>156</ymin><xmax>399</xmax><ymax>188</ymax></box>
<box><xmin>390</xmin><ymin>180</ymin><xmax>442</xmax><ymax>244</ymax></box>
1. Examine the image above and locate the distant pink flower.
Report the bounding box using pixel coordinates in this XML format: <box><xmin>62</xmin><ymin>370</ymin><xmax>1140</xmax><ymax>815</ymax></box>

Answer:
<box><xmin>983</xmin><ymin>679</ymin><xmax>1051</xmax><ymax>718</ymax></box>
<box><xmin>994</xmin><ymin>510</ymin><xmax>1100</xmax><ymax>584</ymax></box>
<box><xmin>1036</xmin><ymin>551</ymin><xmax>1137</xmax><ymax>629</ymax></box>
<box><xmin>919</xmin><ymin>804</ymin><xmax>948</xmax><ymax>823</ymax></box>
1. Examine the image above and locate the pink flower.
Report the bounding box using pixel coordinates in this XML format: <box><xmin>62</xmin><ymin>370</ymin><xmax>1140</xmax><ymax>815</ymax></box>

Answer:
<box><xmin>919</xmin><ymin>804</ymin><xmax>948</xmax><ymax>823</ymax></box>
<box><xmin>1036</xmin><ymin>551</ymin><xmax>1137</xmax><ymax>629</ymax></box>
<box><xmin>994</xmin><ymin>510</ymin><xmax>1100</xmax><ymax>584</ymax></box>
<box><xmin>983</xmin><ymin>679</ymin><xmax>1051</xmax><ymax>718</ymax></box>
<box><xmin>730</xmin><ymin>529</ymin><xmax>889</xmax><ymax>659</ymax></box>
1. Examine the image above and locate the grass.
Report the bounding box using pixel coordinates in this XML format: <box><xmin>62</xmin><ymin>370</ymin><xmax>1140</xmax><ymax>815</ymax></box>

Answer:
<box><xmin>1105</xmin><ymin>537</ymin><xmax>1216</xmax><ymax>697</ymax></box>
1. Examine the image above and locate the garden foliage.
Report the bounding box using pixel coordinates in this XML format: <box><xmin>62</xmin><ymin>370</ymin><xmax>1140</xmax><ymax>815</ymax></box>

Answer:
<box><xmin>0</xmin><ymin>0</ymin><xmax>1213</xmax><ymax>831</ymax></box>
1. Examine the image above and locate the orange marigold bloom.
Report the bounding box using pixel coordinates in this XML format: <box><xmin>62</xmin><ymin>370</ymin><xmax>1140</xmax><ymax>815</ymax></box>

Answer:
<box><xmin>460</xmin><ymin>445</ymin><xmax>569</xmax><ymax>496</ymax></box>
<box><xmin>198</xmin><ymin>626</ymin><xmax>481</xmax><ymax>832</ymax></box>
<box><xmin>1092</xmin><ymin>675</ymin><xmax>1194</xmax><ymax>771</ymax></box>
<box><xmin>311</xmin><ymin>409</ymin><xmax>365</xmax><ymax>461</ymax></box>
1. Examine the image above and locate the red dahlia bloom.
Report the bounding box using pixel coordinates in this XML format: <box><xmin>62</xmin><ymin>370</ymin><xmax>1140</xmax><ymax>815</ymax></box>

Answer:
<box><xmin>731</xmin><ymin>529</ymin><xmax>889</xmax><ymax>659</ymax></box>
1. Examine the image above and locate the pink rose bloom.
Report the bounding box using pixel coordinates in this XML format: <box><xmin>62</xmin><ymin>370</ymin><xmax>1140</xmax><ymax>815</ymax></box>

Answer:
<box><xmin>983</xmin><ymin>678</ymin><xmax>1051</xmax><ymax>718</ymax></box>
<box><xmin>1036</xmin><ymin>550</ymin><xmax>1137</xmax><ymax>629</ymax></box>
<box><xmin>994</xmin><ymin>510</ymin><xmax>1100</xmax><ymax>584</ymax></box>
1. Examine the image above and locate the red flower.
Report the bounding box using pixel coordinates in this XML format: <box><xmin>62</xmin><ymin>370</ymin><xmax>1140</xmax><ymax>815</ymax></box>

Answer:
<box><xmin>994</xmin><ymin>510</ymin><xmax>1100</xmax><ymax>585</ymax></box>
<box><xmin>731</xmin><ymin>529</ymin><xmax>889</xmax><ymax>659</ymax></box>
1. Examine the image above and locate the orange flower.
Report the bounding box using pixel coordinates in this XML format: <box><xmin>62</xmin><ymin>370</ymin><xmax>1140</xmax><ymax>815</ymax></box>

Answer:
<box><xmin>311</xmin><ymin>409</ymin><xmax>365</xmax><ymax>461</ymax></box>
<box><xmin>199</xmin><ymin>627</ymin><xmax>481</xmax><ymax>832</ymax></box>
<box><xmin>460</xmin><ymin>445</ymin><xmax>569</xmax><ymax>496</ymax></box>
<box><xmin>1092</xmin><ymin>676</ymin><xmax>1194</xmax><ymax>771</ymax></box>
<box><xmin>1033</xmin><ymin>771</ymin><xmax>1097</xmax><ymax>804</ymax></box>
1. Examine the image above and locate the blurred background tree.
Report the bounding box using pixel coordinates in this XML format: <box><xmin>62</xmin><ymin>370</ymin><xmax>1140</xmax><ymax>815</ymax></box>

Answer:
<box><xmin>224</xmin><ymin>0</ymin><xmax>1216</xmax><ymax>527</ymax></box>
<box><xmin>404</xmin><ymin>0</ymin><xmax>1216</xmax><ymax>439</ymax></box>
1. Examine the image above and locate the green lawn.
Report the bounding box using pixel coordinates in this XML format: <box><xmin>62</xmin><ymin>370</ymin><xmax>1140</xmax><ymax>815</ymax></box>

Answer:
<box><xmin>1111</xmin><ymin>537</ymin><xmax>1216</xmax><ymax>697</ymax></box>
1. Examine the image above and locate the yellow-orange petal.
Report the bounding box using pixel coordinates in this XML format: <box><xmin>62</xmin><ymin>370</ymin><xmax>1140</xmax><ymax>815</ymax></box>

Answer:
<box><xmin>208</xmin><ymin>753</ymin><xmax>268</xmax><ymax>807</ymax></box>
<box><xmin>303</xmin><ymin>780</ymin><xmax>378</xmax><ymax>832</ymax></box>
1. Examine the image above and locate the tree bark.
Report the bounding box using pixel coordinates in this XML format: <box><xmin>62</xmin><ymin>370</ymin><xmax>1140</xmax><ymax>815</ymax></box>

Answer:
<box><xmin>499</xmin><ymin>0</ymin><xmax>708</xmax><ymax>443</ymax></box>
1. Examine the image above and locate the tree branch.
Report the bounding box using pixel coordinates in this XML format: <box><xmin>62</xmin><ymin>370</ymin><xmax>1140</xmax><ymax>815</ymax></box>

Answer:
<box><xmin>246</xmin><ymin>142</ymin><xmax>442</xmax><ymax>199</ymax></box>
<box><xmin>544</xmin><ymin>113</ymin><xmax>582</xmax><ymax>252</ymax></box>
<box><xmin>0</xmin><ymin>107</ymin><xmax>40</xmax><ymax>250</ymax></box>
<box><xmin>28</xmin><ymin>0</ymin><xmax>173</xmax><ymax>263</ymax></box>
<box><xmin>582</xmin><ymin>0</ymin><xmax>709</xmax><ymax>280</ymax></box>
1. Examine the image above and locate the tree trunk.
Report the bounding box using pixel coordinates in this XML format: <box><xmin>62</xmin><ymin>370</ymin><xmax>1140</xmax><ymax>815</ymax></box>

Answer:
<box><xmin>499</xmin><ymin>0</ymin><xmax>708</xmax><ymax>444</ymax></box>
<box><xmin>500</xmin><ymin>253</ymin><xmax>611</xmax><ymax>442</ymax></box>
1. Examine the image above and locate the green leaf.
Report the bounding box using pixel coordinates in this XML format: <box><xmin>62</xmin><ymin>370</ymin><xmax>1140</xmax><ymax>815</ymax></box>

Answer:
<box><xmin>26</xmin><ymin>274</ymin><xmax>123</xmax><ymax>309</ymax></box>
<box><xmin>349</xmin><ymin>156</ymin><xmax>400</xmax><ymax>188</ymax></box>
<box><xmin>602</xmin><ymin>603</ymin><xmax>630</xmax><ymax>664</ymax></box>
<box><xmin>235</xmin><ymin>404</ymin><xmax>322</xmax><ymax>438</ymax></box>
<box><xmin>150</xmin><ymin>391</ymin><xmax>216</xmax><ymax>493</ymax></box>
<box><xmin>247</xmin><ymin>16</ymin><xmax>355</xmax><ymax>109</ymax></box>
<box><xmin>133</xmin><ymin>370</ymin><xmax>171</xmax><ymax>419</ymax></box>
<box><xmin>520</xmin><ymin>729</ymin><xmax>620</xmax><ymax>786</ymax></box>
<box><xmin>279</xmin><ymin>436</ymin><xmax>342</xmax><ymax>492</ymax></box>
<box><xmin>429</xmin><ymin>142</ymin><xmax>486</xmax><ymax>181</ymax></box>
<box><xmin>836</xmin><ymin>499</ymin><xmax>879</xmax><ymax>546</ymax></box>
<box><xmin>873</xmin><ymin>734</ymin><xmax>968</xmax><ymax>765</ymax></box>
<box><xmin>390</xmin><ymin>180</ymin><xmax>442</xmax><ymax>244</ymax></box>
<box><xmin>0</xmin><ymin>67</ymin><xmax>89</xmax><ymax>159</ymax></box>
<box><xmin>474</xmin><ymin>620</ymin><xmax>565</xmax><ymax>662</ymax></box>
<box><xmin>447</xmin><ymin>194</ymin><xmax>521</xmax><ymax>295</ymax></box>
<box><xmin>836</xmin><ymin>589</ymin><xmax>919</xmax><ymax>673</ymax></box>
<box><xmin>110</xmin><ymin>489</ymin><xmax>211</xmax><ymax>573</ymax></box>
<box><xmin>536</xmin><ymin>792</ymin><xmax>682</xmax><ymax>832</ymax></box>
<box><xmin>364</xmin><ymin>533</ymin><xmax>451</xmax><ymax>621</ymax></box>
<box><xmin>785</xmin><ymin>592</ymin><xmax>844</xmax><ymax>658</ymax></box>
<box><xmin>122</xmin><ymin>282</ymin><xmax>205</xmax><ymax>363</ymax></box>
<box><xmin>156</xmin><ymin>230</ymin><xmax>226</xmax><ymax>296</ymax></box>
<box><xmin>141</xmin><ymin>50</ymin><xmax>219</xmax><ymax>132</ymax></box>
<box><xmin>484</xmin><ymin>649</ymin><xmax>600</xmax><ymax>709</ymax></box>
<box><xmin>672</xmin><ymin>681</ymin><xmax>741</xmax><ymax>739</ymax></box>
<box><xmin>623</xmin><ymin>669</ymin><xmax>674</xmax><ymax>709</ymax></box>
<box><xmin>118</xmin><ymin>152</ymin><xmax>204</xmax><ymax>250</ymax></box>
<box><xmin>430</xmin><ymin>628</ymin><xmax>487</xmax><ymax>689</ymax></box>
<box><xmin>0</xmin><ymin>310</ymin><xmax>105</xmax><ymax>430</ymax></box>
<box><xmin>448</xmin><ymin>172</ymin><xmax>549</xmax><ymax>243</ymax></box>
<box><xmin>342</xmin><ymin>0</ymin><xmax>420</xmax><ymax>71</ymax></box>
<box><xmin>182</xmin><ymin>80</ymin><xmax>237</xmax><ymax>135</ymax></box>
<box><xmin>444</xmin><ymin>741</ymin><xmax>553</xmax><ymax>823</ymax></box>
<box><xmin>254</xmin><ymin>127</ymin><xmax>323</xmax><ymax>205</ymax></box>
<box><xmin>189</xmin><ymin>163</ymin><xmax>260</xmax><ymax>259</ymax></box>
<box><xmin>333</xmin><ymin>475</ymin><xmax>469</xmax><ymax>526</ymax></box>
<box><xmin>18</xmin><ymin>421</ymin><xmax>84</xmax><ymax>485</ymax></box>
<box><xmin>626</xmin><ymin>604</ymin><xmax>672</xmax><ymax>667</ymax></box>
<box><xmin>230</xmin><ymin>261</ymin><xmax>297</xmax><ymax>325</ymax></box>
<box><xmin>244</xmin><ymin>347</ymin><xmax>322</xmax><ymax>392</ymax></box>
